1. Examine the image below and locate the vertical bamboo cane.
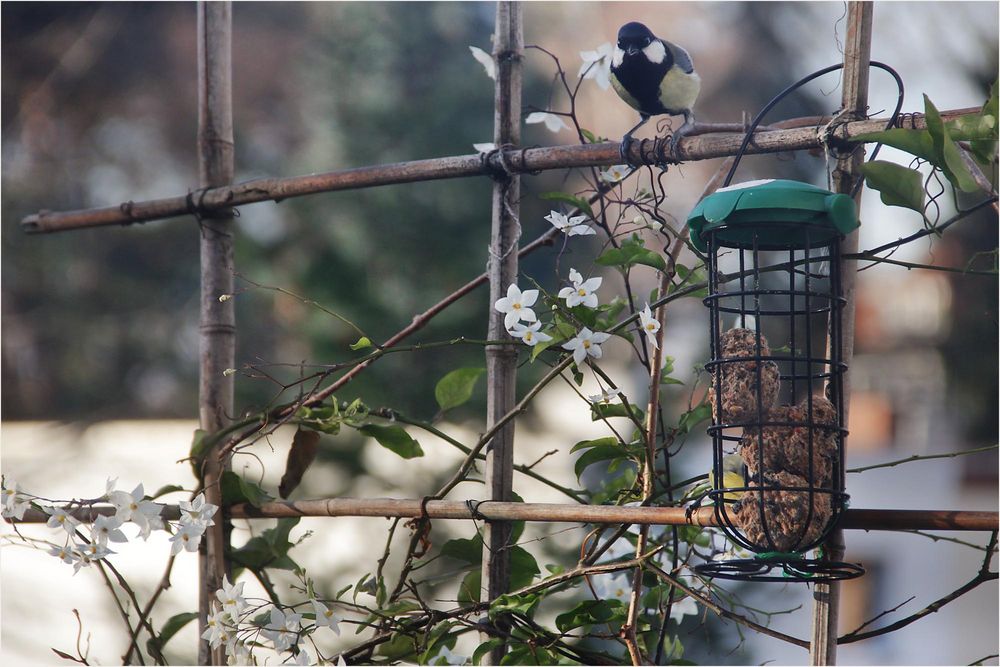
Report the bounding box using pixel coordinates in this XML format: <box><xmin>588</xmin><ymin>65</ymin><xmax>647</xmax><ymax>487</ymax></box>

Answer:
<box><xmin>197</xmin><ymin>2</ymin><xmax>235</xmax><ymax>664</ymax></box>
<box><xmin>810</xmin><ymin>3</ymin><xmax>873</xmax><ymax>664</ymax></box>
<box><xmin>481</xmin><ymin>2</ymin><xmax>522</xmax><ymax>662</ymax></box>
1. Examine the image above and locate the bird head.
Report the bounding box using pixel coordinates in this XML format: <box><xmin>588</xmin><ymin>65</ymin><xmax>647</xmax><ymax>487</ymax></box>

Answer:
<box><xmin>616</xmin><ymin>21</ymin><xmax>656</xmax><ymax>57</ymax></box>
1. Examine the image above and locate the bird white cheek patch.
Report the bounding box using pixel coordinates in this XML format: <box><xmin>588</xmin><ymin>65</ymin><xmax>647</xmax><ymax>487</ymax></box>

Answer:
<box><xmin>642</xmin><ymin>40</ymin><xmax>666</xmax><ymax>64</ymax></box>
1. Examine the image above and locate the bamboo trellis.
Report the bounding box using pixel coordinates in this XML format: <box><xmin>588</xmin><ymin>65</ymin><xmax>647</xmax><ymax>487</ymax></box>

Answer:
<box><xmin>13</xmin><ymin>2</ymin><xmax>998</xmax><ymax>666</ymax></box>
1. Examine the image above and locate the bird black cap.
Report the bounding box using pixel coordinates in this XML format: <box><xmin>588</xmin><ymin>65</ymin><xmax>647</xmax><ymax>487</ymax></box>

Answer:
<box><xmin>617</xmin><ymin>21</ymin><xmax>654</xmax><ymax>42</ymax></box>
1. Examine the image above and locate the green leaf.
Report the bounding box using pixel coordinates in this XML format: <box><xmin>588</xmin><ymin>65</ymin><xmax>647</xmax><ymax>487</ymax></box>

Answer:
<box><xmin>678</xmin><ymin>402</ymin><xmax>712</xmax><ymax>435</ymax></box>
<box><xmin>539</xmin><ymin>191</ymin><xmax>594</xmax><ymax>219</ymax></box>
<box><xmin>555</xmin><ymin>599</ymin><xmax>624</xmax><ymax>632</ymax></box>
<box><xmin>574</xmin><ymin>444</ymin><xmax>630</xmax><ymax>481</ymax></box>
<box><xmin>435</xmin><ymin>367</ymin><xmax>486</xmax><ymax>412</ymax></box>
<box><xmin>590</xmin><ymin>401</ymin><xmax>644</xmax><ymax>423</ymax></box>
<box><xmin>570</xmin><ymin>436</ymin><xmax>620</xmax><ymax>453</ymax></box>
<box><xmin>580</xmin><ymin>128</ymin><xmax>600</xmax><ymax>144</ymax></box>
<box><xmin>859</xmin><ymin>161</ymin><xmax>926</xmax><ymax>213</ymax></box>
<box><xmin>189</xmin><ymin>428</ymin><xmax>209</xmax><ymax>478</ymax></box>
<box><xmin>349</xmin><ymin>336</ymin><xmax>372</xmax><ymax>351</ymax></box>
<box><xmin>852</xmin><ymin>127</ymin><xmax>936</xmax><ymax>162</ymax></box>
<box><xmin>441</xmin><ymin>536</ymin><xmax>483</xmax><ymax>564</ymax></box>
<box><xmin>509</xmin><ymin>545</ymin><xmax>540</xmax><ymax>589</ymax></box>
<box><xmin>595</xmin><ymin>234</ymin><xmax>666</xmax><ymax>272</ymax></box>
<box><xmin>489</xmin><ymin>592</ymin><xmax>541</xmax><ymax>621</ymax></box>
<box><xmin>229</xmin><ymin>517</ymin><xmax>301</xmax><ymax>571</ymax></box>
<box><xmin>925</xmin><ymin>94</ymin><xmax>980</xmax><ymax>193</ymax></box>
<box><xmin>220</xmin><ymin>471</ymin><xmax>273</xmax><ymax>508</ymax></box>
<box><xmin>947</xmin><ymin>112</ymin><xmax>998</xmax><ymax>141</ymax></box>
<box><xmin>474</xmin><ymin>639</ymin><xmax>505</xmax><ymax>665</ymax></box>
<box><xmin>377</xmin><ymin>633</ymin><xmax>417</xmax><ymax>660</ymax></box>
<box><xmin>457</xmin><ymin>569</ymin><xmax>481</xmax><ymax>604</ymax></box>
<box><xmin>359</xmin><ymin>424</ymin><xmax>424</xmax><ymax>459</ymax></box>
<box><xmin>147</xmin><ymin>611</ymin><xmax>198</xmax><ymax>657</ymax></box>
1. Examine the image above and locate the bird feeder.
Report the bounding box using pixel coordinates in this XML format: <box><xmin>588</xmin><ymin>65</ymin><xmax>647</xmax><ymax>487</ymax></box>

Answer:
<box><xmin>686</xmin><ymin>179</ymin><xmax>865</xmax><ymax>582</ymax></box>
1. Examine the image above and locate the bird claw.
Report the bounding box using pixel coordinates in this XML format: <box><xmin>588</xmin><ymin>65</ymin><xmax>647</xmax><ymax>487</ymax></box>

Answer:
<box><xmin>619</xmin><ymin>134</ymin><xmax>638</xmax><ymax>167</ymax></box>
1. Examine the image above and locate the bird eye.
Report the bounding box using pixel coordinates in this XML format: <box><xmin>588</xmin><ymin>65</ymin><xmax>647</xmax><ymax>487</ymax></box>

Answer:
<box><xmin>643</xmin><ymin>37</ymin><xmax>651</xmax><ymax>46</ymax></box>
<box><xmin>617</xmin><ymin>40</ymin><xmax>624</xmax><ymax>49</ymax></box>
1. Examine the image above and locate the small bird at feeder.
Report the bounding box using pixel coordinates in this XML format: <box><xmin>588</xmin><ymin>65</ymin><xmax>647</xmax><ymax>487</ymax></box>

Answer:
<box><xmin>609</xmin><ymin>21</ymin><xmax>701</xmax><ymax>163</ymax></box>
<box><xmin>708</xmin><ymin>454</ymin><xmax>748</xmax><ymax>501</ymax></box>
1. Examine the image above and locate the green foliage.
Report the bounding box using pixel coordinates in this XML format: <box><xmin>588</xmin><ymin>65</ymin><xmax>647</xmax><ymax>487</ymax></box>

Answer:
<box><xmin>349</xmin><ymin>336</ymin><xmax>373</xmax><ymax>351</ymax></box>
<box><xmin>146</xmin><ymin>612</ymin><xmax>197</xmax><ymax>659</ymax></box>
<box><xmin>595</xmin><ymin>234</ymin><xmax>667</xmax><ymax>272</ymax></box>
<box><xmin>359</xmin><ymin>424</ymin><xmax>424</xmax><ymax>459</ymax></box>
<box><xmin>554</xmin><ymin>599</ymin><xmax>625</xmax><ymax>632</ymax></box>
<box><xmin>853</xmin><ymin>84</ymin><xmax>998</xmax><ymax>215</ymax></box>
<box><xmin>220</xmin><ymin>471</ymin><xmax>273</xmax><ymax>508</ymax></box>
<box><xmin>435</xmin><ymin>367</ymin><xmax>486</xmax><ymax>412</ymax></box>
<box><xmin>860</xmin><ymin>161</ymin><xmax>926</xmax><ymax>212</ymax></box>
<box><xmin>229</xmin><ymin>517</ymin><xmax>301</xmax><ymax>572</ymax></box>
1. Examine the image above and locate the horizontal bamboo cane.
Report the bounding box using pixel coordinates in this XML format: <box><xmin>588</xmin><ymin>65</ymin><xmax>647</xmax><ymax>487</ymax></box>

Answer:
<box><xmin>20</xmin><ymin>108</ymin><xmax>979</xmax><ymax>234</ymax></box>
<box><xmin>13</xmin><ymin>499</ymin><xmax>998</xmax><ymax>531</ymax></box>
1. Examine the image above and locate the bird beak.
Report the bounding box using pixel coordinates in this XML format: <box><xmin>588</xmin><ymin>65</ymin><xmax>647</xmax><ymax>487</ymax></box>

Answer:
<box><xmin>626</xmin><ymin>46</ymin><xmax>640</xmax><ymax>56</ymax></box>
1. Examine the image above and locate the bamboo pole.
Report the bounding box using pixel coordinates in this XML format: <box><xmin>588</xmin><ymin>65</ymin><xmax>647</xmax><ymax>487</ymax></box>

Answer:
<box><xmin>811</xmin><ymin>3</ymin><xmax>873</xmax><ymax>665</ymax></box>
<box><xmin>481</xmin><ymin>3</ymin><xmax>522</xmax><ymax>661</ymax></box>
<box><xmin>196</xmin><ymin>2</ymin><xmax>235</xmax><ymax>664</ymax></box>
<box><xmin>17</xmin><ymin>108</ymin><xmax>980</xmax><ymax>234</ymax></box>
<box><xmin>14</xmin><ymin>502</ymin><xmax>999</xmax><ymax>532</ymax></box>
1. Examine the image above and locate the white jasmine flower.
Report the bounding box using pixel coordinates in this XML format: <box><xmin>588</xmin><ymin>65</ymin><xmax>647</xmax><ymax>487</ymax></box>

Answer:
<box><xmin>45</xmin><ymin>507</ymin><xmax>80</xmax><ymax>536</ymax></box>
<box><xmin>169</xmin><ymin>522</ymin><xmax>205</xmax><ymax>555</ymax></box>
<box><xmin>558</xmin><ymin>268</ymin><xmax>602</xmax><ymax>308</ymax></box>
<box><xmin>311</xmin><ymin>599</ymin><xmax>342</xmax><ymax>634</ymax></box>
<box><xmin>110</xmin><ymin>483</ymin><xmax>163</xmax><ymax>540</ymax></box>
<box><xmin>226</xmin><ymin>638</ymin><xmax>249</xmax><ymax>664</ymax></box>
<box><xmin>469</xmin><ymin>46</ymin><xmax>495</xmax><ymax>80</ymax></box>
<box><xmin>202</xmin><ymin>605</ymin><xmax>228</xmax><ymax>647</ymax></box>
<box><xmin>93</xmin><ymin>514</ymin><xmax>129</xmax><ymax>546</ymax></box>
<box><xmin>578</xmin><ymin>42</ymin><xmax>613</xmax><ymax>90</ymax></box>
<box><xmin>473</xmin><ymin>142</ymin><xmax>496</xmax><ymax>153</ymax></box>
<box><xmin>494</xmin><ymin>283</ymin><xmax>539</xmax><ymax>330</ymax></box>
<box><xmin>601</xmin><ymin>164</ymin><xmax>631</xmax><ymax>183</ymax></box>
<box><xmin>49</xmin><ymin>543</ymin><xmax>77</xmax><ymax>565</ymax></box>
<box><xmin>104</xmin><ymin>477</ymin><xmax>118</xmax><ymax>500</ymax></box>
<box><xmin>336</xmin><ymin>656</ymin><xmax>348</xmax><ymax>666</ymax></box>
<box><xmin>262</xmin><ymin>607</ymin><xmax>301</xmax><ymax>653</ymax></box>
<box><xmin>562</xmin><ymin>327</ymin><xmax>612</xmax><ymax>365</ymax></box>
<box><xmin>294</xmin><ymin>648</ymin><xmax>313</xmax><ymax>665</ymax></box>
<box><xmin>180</xmin><ymin>493</ymin><xmax>218</xmax><ymax>529</ymax></box>
<box><xmin>545</xmin><ymin>210</ymin><xmax>595</xmax><ymax>237</ymax></box>
<box><xmin>669</xmin><ymin>594</ymin><xmax>699</xmax><ymax>622</ymax></box>
<box><xmin>638</xmin><ymin>304</ymin><xmax>661</xmax><ymax>349</ymax></box>
<box><xmin>508</xmin><ymin>321</ymin><xmax>552</xmax><ymax>347</ymax></box>
<box><xmin>587</xmin><ymin>386</ymin><xmax>619</xmax><ymax>404</ymax></box>
<box><xmin>216</xmin><ymin>576</ymin><xmax>248</xmax><ymax>618</ymax></box>
<box><xmin>525</xmin><ymin>111</ymin><xmax>570</xmax><ymax>133</ymax></box>
<box><xmin>592</xmin><ymin>573</ymin><xmax>631</xmax><ymax>601</ymax></box>
<box><xmin>1</xmin><ymin>478</ymin><xmax>30</xmax><ymax>520</ymax></box>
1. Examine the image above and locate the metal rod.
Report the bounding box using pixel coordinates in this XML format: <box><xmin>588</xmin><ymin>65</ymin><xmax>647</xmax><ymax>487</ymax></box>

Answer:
<box><xmin>18</xmin><ymin>109</ymin><xmax>979</xmax><ymax>234</ymax></box>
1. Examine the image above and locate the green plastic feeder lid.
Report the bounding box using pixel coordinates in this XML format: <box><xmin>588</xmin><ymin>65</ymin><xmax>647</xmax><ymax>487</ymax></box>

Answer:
<box><xmin>686</xmin><ymin>179</ymin><xmax>858</xmax><ymax>252</ymax></box>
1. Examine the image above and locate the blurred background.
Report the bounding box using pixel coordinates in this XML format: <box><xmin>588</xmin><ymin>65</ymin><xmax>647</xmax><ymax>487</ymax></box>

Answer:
<box><xmin>2</xmin><ymin>2</ymin><xmax>997</xmax><ymax>665</ymax></box>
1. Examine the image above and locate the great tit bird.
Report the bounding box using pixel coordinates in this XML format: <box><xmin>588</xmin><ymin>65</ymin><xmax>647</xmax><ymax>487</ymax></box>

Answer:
<box><xmin>610</xmin><ymin>21</ymin><xmax>700</xmax><ymax>162</ymax></box>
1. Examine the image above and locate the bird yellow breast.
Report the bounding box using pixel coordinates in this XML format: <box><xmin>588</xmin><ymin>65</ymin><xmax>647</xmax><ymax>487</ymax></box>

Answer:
<box><xmin>610</xmin><ymin>72</ymin><xmax>643</xmax><ymax>112</ymax></box>
<box><xmin>659</xmin><ymin>66</ymin><xmax>701</xmax><ymax>113</ymax></box>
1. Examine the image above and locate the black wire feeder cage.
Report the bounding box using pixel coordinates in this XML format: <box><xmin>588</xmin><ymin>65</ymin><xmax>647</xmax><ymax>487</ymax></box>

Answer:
<box><xmin>686</xmin><ymin>179</ymin><xmax>866</xmax><ymax>582</ymax></box>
